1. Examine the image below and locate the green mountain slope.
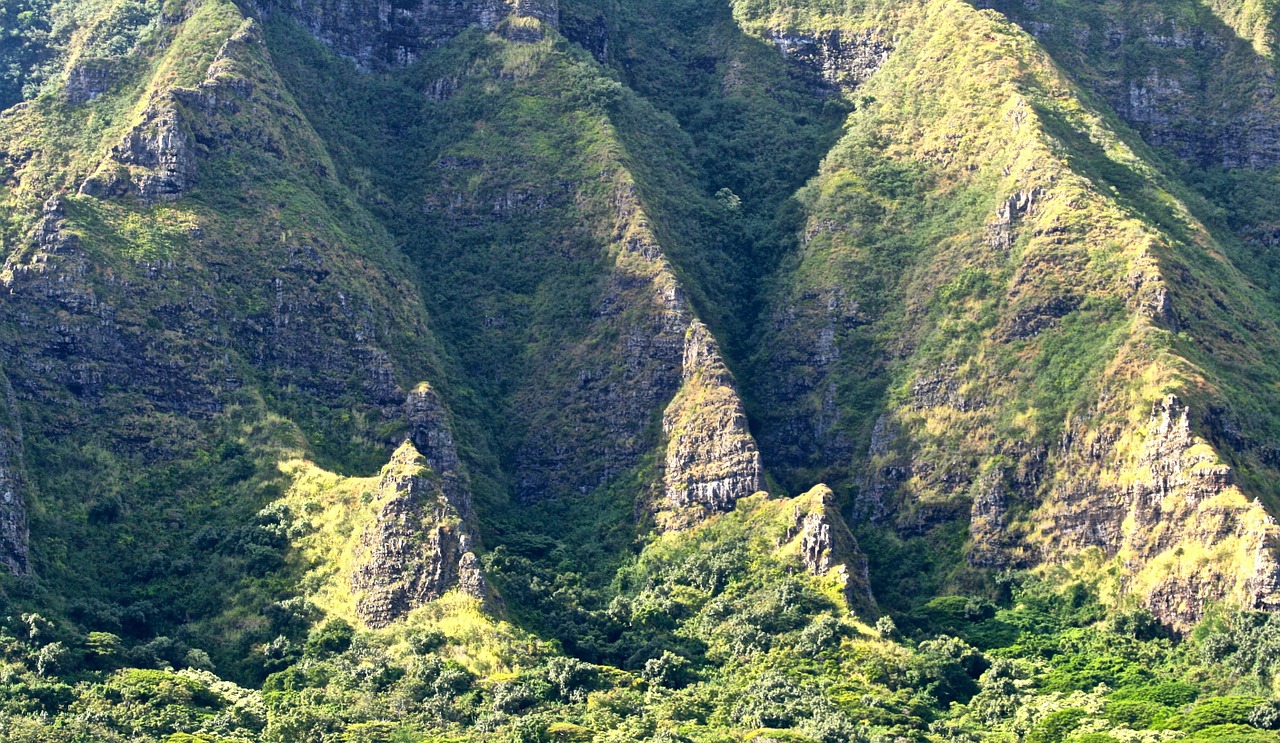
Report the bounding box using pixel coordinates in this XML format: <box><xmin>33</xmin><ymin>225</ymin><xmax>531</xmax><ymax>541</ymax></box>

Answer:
<box><xmin>2</xmin><ymin>0</ymin><xmax>1280</xmax><ymax>740</ymax></box>
<box><xmin>746</xmin><ymin>0</ymin><xmax>1280</xmax><ymax>629</ymax></box>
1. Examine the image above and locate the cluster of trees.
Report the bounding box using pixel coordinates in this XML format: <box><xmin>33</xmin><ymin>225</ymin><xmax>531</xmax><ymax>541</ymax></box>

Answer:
<box><xmin>6</xmin><ymin>507</ymin><xmax>1280</xmax><ymax>741</ymax></box>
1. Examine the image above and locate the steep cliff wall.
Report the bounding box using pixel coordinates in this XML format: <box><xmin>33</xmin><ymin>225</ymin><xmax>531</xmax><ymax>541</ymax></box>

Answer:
<box><xmin>980</xmin><ymin>0</ymin><xmax>1280</xmax><ymax>170</ymax></box>
<box><xmin>273</xmin><ymin>0</ymin><xmax>559</xmax><ymax>68</ymax></box>
<box><xmin>0</xmin><ymin>368</ymin><xmax>28</xmax><ymax>576</ymax></box>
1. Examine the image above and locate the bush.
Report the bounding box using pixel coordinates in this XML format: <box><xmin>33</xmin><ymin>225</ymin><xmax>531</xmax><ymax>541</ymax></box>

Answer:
<box><xmin>544</xmin><ymin>657</ymin><xmax>596</xmax><ymax>702</ymax></box>
<box><xmin>1103</xmin><ymin>699</ymin><xmax>1172</xmax><ymax>729</ymax></box>
<box><xmin>1176</xmin><ymin>698</ymin><xmax>1267</xmax><ymax>733</ymax></box>
<box><xmin>797</xmin><ymin>616</ymin><xmax>844</xmax><ymax>658</ymax></box>
<box><xmin>1026</xmin><ymin>708</ymin><xmax>1088</xmax><ymax>743</ymax></box>
<box><xmin>1184</xmin><ymin>723</ymin><xmax>1278</xmax><ymax>741</ymax></box>
<box><xmin>642</xmin><ymin>651</ymin><xmax>690</xmax><ymax>689</ymax></box>
<box><xmin>1111</xmin><ymin>680</ymin><xmax>1199</xmax><ymax>707</ymax></box>
<box><xmin>1248</xmin><ymin>701</ymin><xmax>1280</xmax><ymax>730</ymax></box>
<box><xmin>305</xmin><ymin>619</ymin><xmax>354</xmax><ymax>657</ymax></box>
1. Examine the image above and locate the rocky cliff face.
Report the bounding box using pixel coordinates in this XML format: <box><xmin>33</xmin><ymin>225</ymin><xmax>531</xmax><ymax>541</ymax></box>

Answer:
<box><xmin>981</xmin><ymin>0</ymin><xmax>1280</xmax><ymax>170</ymax></box>
<box><xmin>743</xmin><ymin>0</ymin><xmax>1280</xmax><ymax>629</ymax></box>
<box><xmin>276</xmin><ymin>0</ymin><xmax>559</xmax><ymax>68</ymax></box>
<box><xmin>406</xmin><ymin>382</ymin><xmax>468</xmax><ymax>506</ymax></box>
<box><xmin>1041</xmin><ymin>394</ymin><xmax>1280</xmax><ymax>630</ymax></box>
<box><xmin>0</xmin><ymin>371</ymin><xmax>28</xmax><ymax>576</ymax></box>
<box><xmin>769</xmin><ymin>28</ymin><xmax>893</xmax><ymax>94</ymax></box>
<box><xmin>660</xmin><ymin>320</ymin><xmax>763</xmax><ymax>529</ymax></box>
<box><xmin>508</xmin><ymin>179</ymin><xmax>694</xmax><ymax>503</ymax></box>
<box><xmin>3</xmin><ymin>0</ymin><xmax>1280</xmax><ymax>654</ymax></box>
<box><xmin>0</xmin><ymin>0</ymin><xmax>456</xmax><ymax>625</ymax></box>
<box><xmin>351</xmin><ymin>439</ymin><xmax>487</xmax><ymax>628</ymax></box>
<box><xmin>353</xmin><ymin>384</ymin><xmax>487</xmax><ymax>628</ymax></box>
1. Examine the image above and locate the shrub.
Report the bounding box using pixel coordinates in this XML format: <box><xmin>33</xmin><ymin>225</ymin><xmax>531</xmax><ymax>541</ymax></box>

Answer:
<box><xmin>1111</xmin><ymin>680</ymin><xmax>1199</xmax><ymax>707</ymax></box>
<box><xmin>1026</xmin><ymin>709</ymin><xmax>1089</xmax><ymax>743</ymax></box>
<box><xmin>797</xmin><ymin>616</ymin><xmax>844</xmax><ymax>658</ymax></box>
<box><xmin>1176</xmin><ymin>698</ymin><xmax>1267</xmax><ymax>733</ymax></box>
<box><xmin>305</xmin><ymin>619</ymin><xmax>354</xmax><ymax>657</ymax></box>
<box><xmin>1103</xmin><ymin>699</ymin><xmax>1172</xmax><ymax>729</ymax></box>
<box><xmin>642</xmin><ymin>651</ymin><xmax>690</xmax><ymax>689</ymax></box>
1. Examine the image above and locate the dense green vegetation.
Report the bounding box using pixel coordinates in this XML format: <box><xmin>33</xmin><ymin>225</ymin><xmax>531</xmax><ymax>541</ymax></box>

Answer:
<box><xmin>7</xmin><ymin>529</ymin><xmax>1280</xmax><ymax>740</ymax></box>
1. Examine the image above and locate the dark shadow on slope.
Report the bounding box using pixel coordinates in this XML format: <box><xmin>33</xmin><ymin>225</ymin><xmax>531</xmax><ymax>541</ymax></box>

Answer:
<box><xmin>570</xmin><ymin>0</ymin><xmax>854</xmax><ymax>361</ymax></box>
<box><xmin>257</xmin><ymin>1</ymin><xmax>867</xmax><ymax>663</ymax></box>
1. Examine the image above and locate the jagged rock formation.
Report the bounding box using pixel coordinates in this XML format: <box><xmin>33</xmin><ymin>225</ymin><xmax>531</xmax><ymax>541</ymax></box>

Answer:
<box><xmin>80</xmin><ymin>19</ymin><xmax>271</xmax><ymax>203</ymax></box>
<box><xmin>354</xmin><ymin>384</ymin><xmax>485</xmax><ymax>628</ymax></box>
<box><xmin>1042</xmin><ymin>395</ymin><xmax>1280</xmax><ymax>630</ymax></box>
<box><xmin>350</xmin><ymin>440</ymin><xmax>487</xmax><ymax>628</ymax></box>
<box><xmin>3</xmin><ymin>0</ymin><xmax>1280</xmax><ymax>657</ymax></box>
<box><xmin>660</xmin><ymin>319</ymin><xmax>763</xmax><ymax>529</ymax></box>
<box><xmin>81</xmin><ymin>93</ymin><xmax>198</xmax><ymax>203</ymax></box>
<box><xmin>746</xmin><ymin>0</ymin><xmax>1280</xmax><ymax>629</ymax></box>
<box><xmin>778</xmin><ymin>485</ymin><xmax>876</xmax><ymax>614</ymax></box>
<box><xmin>405</xmin><ymin>382</ymin><xmax>468</xmax><ymax>505</ymax></box>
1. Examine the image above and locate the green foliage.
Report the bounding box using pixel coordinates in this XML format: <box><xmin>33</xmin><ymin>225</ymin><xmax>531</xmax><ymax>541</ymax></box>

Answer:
<box><xmin>1175</xmin><ymin>698</ymin><xmax>1269</xmax><ymax>733</ymax></box>
<box><xmin>1026</xmin><ymin>708</ymin><xmax>1089</xmax><ymax>743</ymax></box>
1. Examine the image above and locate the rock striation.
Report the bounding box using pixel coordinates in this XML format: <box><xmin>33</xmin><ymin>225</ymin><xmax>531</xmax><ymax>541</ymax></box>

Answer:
<box><xmin>351</xmin><ymin>416</ymin><xmax>487</xmax><ymax>628</ymax></box>
<box><xmin>660</xmin><ymin>319</ymin><xmax>763</xmax><ymax>529</ymax></box>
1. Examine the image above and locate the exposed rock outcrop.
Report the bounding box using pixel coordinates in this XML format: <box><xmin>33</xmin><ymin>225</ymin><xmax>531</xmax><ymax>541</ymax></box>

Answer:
<box><xmin>64</xmin><ymin>58</ymin><xmax>117</xmax><ymax>105</ymax></box>
<box><xmin>80</xmin><ymin>94</ymin><xmax>197</xmax><ymax>203</ymax></box>
<box><xmin>983</xmin><ymin>0</ymin><xmax>1280</xmax><ymax>169</ymax></box>
<box><xmin>659</xmin><ymin>320</ymin><xmax>763</xmax><ymax>529</ymax></box>
<box><xmin>986</xmin><ymin>187</ymin><xmax>1043</xmax><ymax>252</ymax></box>
<box><xmin>80</xmin><ymin>19</ymin><xmax>271</xmax><ymax>203</ymax></box>
<box><xmin>769</xmin><ymin>29</ymin><xmax>893</xmax><ymax>94</ymax></box>
<box><xmin>406</xmin><ymin>382</ymin><xmax>467</xmax><ymax>508</ymax></box>
<box><xmin>350</xmin><ymin>440</ymin><xmax>487</xmax><ymax>628</ymax></box>
<box><xmin>778</xmin><ymin>485</ymin><xmax>876</xmax><ymax>614</ymax></box>
<box><xmin>1044</xmin><ymin>394</ymin><xmax>1280</xmax><ymax>631</ymax></box>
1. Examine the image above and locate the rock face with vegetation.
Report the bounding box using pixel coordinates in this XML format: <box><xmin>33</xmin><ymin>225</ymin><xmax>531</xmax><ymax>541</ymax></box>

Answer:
<box><xmin>277</xmin><ymin>0</ymin><xmax>559</xmax><ymax>67</ymax></box>
<box><xmin>660</xmin><ymin>319</ymin><xmax>763</xmax><ymax>528</ymax></box>
<box><xmin>4</xmin><ymin>0</ymin><xmax>1280</xmax><ymax>740</ymax></box>
<box><xmin>350</xmin><ymin>440</ymin><xmax>485</xmax><ymax>628</ymax></box>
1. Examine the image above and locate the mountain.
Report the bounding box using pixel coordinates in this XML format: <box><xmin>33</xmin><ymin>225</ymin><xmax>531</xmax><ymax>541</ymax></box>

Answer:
<box><xmin>1</xmin><ymin>0</ymin><xmax>1280</xmax><ymax>740</ymax></box>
